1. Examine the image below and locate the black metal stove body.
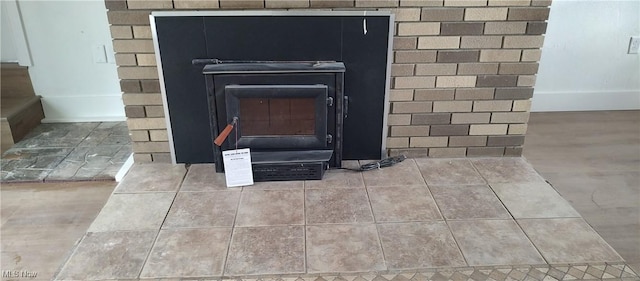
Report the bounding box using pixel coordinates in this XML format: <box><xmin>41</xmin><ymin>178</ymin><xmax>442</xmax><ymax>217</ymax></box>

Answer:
<box><xmin>203</xmin><ymin>61</ymin><xmax>346</xmax><ymax>181</ymax></box>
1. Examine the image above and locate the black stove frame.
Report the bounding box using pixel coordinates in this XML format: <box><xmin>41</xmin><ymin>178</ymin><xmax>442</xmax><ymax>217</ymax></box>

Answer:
<box><xmin>203</xmin><ymin>61</ymin><xmax>346</xmax><ymax>175</ymax></box>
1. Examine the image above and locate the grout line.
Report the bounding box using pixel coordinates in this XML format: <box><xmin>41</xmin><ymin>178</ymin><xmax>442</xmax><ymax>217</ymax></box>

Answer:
<box><xmin>511</xmin><ymin>219</ymin><xmax>550</xmax><ymax>265</ymax></box>
<box><xmin>364</xmin><ymin>181</ymin><xmax>388</xmax><ymax>271</ymax></box>
<box><xmin>469</xmin><ymin>158</ymin><xmax>550</xmax><ymax>265</ymax></box>
<box><xmin>418</xmin><ymin>180</ymin><xmax>445</xmax><ymax>220</ymax></box>
<box><xmin>231</xmin><ymin>223</ymin><xmax>306</xmax><ymax>228</ymax></box>
<box><xmin>136</xmin><ymin>227</ymin><xmax>165</xmax><ymax>279</ymax></box>
<box><xmin>443</xmin><ymin>221</ymin><xmax>470</xmax><ymax>268</ymax></box>
<box><xmin>157</xmin><ymin>225</ymin><xmax>237</xmax><ymax>230</ymax></box>
<box><xmin>41</xmin><ymin>146</ymin><xmax>76</xmax><ymax>181</ymax></box>
<box><xmin>221</xmin><ymin>184</ymin><xmax>244</xmax><ymax>277</ymax></box>
<box><xmin>303</xmin><ymin>181</ymin><xmax>308</xmax><ymax>274</ymax></box>
<box><xmin>135</xmin><ymin>170</ymin><xmax>188</xmax><ymax>279</ymax></box>
<box><xmin>179</xmin><ymin>189</ymin><xmax>240</xmax><ymax>192</ymax></box>
<box><xmin>50</xmin><ymin>231</ymin><xmax>90</xmax><ymax>279</ymax></box>
<box><xmin>174</xmin><ymin>165</ymin><xmax>188</xmax><ymax>193</ymax></box>
<box><xmin>111</xmin><ymin>190</ymin><xmax>181</xmax><ymax>194</ymax></box>
<box><xmin>418</xmin><ymin>160</ymin><xmax>470</xmax><ymax>267</ymax></box>
<box><xmin>304</xmin><ymin>221</ymin><xmax>393</xmax><ymax>226</ymax></box>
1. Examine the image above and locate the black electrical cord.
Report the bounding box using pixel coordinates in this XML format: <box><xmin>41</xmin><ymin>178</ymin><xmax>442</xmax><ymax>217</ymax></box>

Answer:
<box><xmin>337</xmin><ymin>155</ymin><xmax>407</xmax><ymax>172</ymax></box>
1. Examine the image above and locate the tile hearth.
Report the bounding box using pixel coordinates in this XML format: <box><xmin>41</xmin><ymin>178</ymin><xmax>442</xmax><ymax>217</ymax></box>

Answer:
<box><xmin>54</xmin><ymin>158</ymin><xmax>638</xmax><ymax>281</ymax></box>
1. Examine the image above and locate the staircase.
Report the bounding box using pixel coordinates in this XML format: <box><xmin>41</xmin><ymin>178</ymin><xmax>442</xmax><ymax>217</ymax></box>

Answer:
<box><xmin>1</xmin><ymin>63</ymin><xmax>45</xmax><ymax>153</ymax></box>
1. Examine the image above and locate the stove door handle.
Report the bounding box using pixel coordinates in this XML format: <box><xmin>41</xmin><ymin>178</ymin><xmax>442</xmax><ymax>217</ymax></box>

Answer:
<box><xmin>343</xmin><ymin>96</ymin><xmax>349</xmax><ymax>119</ymax></box>
<box><xmin>213</xmin><ymin>117</ymin><xmax>238</xmax><ymax>147</ymax></box>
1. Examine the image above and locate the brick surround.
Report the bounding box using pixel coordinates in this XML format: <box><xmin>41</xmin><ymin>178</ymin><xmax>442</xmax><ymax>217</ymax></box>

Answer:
<box><xmin>105</xmin><ymin>0</ymin><xmax>550</xmax><ymax>163</ymax></box>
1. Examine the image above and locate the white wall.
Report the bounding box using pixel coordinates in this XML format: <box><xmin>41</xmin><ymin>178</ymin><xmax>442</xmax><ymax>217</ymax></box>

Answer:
<box><xmin>1</xmin><ymin>5</ymin><xmax>19</xmax><ymax>63</ymax></box>
<box><xmin>1</xmin><ymin>0</ymin><xmax>32</xmax><ymax>65</ymax></box>
<box><xmin>12</xmin><ymin>0</ymin><xmax>124</xmax><ymax>122</ymax></box>
<box><xmin>6</xmin><ymin>1</ymin><xmax>638</xmax><ymax>118</ymax></box>
<box><xmin>533</xmin><ymin>0</ymin><xmax>640</xmax><ymax>111</ymax></box>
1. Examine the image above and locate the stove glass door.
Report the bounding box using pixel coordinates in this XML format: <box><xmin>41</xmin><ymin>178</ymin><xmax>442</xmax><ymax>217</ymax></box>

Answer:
<box><xmin>225</xmin><ymin>84</ymin><xmax>328</xmax><ymax>149</ymax></box>
<box><xmin>239</xmin><ymin>97</ymin><xmax>316</xmax><ymax>136</ymax></box>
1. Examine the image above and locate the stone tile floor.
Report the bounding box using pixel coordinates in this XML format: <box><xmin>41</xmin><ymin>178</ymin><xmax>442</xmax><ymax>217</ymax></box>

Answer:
<box><xmin>0</xmin><ymin>122</ymin><xmax>131</xmax><ymax>182</ymax></box>
<box><xmin>53</xmin><ymin>158</ymin><xmax>640</xmax><ymax>281</ymax></box>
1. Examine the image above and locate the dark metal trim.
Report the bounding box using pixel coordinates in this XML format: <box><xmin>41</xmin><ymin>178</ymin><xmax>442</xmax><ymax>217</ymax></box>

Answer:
<box><xmin>251</xmin><ymin>150</ymin><xmax>333</xmax><ymax>164</ymax></box>
<box><xmin>151</xmin><ymin>10</ymin><xmax>392</xmax><ymax>17</ymax></box>
<box><xmin>332</xmin><ymin>72</ymin><xmax>345</xmax><ymax>168</ymax></box>
<box><xmin>203</xmin><ymin>62</ymin><xmax>346</xmax><ymax>74</ymax></box>
<box><xmin>205</xmin><ymin>75</ymin><xmax>224</xmax><ymax>172</ymax></box>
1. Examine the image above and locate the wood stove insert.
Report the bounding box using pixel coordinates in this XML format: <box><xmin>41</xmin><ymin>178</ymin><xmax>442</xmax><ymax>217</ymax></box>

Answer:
<box><xmin>203</xmin><ymin>61</ymin><xmax>346</xmax><ymax>181</ymax></box>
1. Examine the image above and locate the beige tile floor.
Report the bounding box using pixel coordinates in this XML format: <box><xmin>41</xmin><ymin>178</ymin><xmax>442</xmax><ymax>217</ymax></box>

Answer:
<box><xmin>51</xmin><ymin>159</ymin><xmax>634</xmax><ymax>280</ymax></box>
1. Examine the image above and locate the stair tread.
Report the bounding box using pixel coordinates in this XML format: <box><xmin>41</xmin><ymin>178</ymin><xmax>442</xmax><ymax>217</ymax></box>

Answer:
<box><xmin>1</xmin><ymin>63</ymin><xmax>36</xmax><ymax>98</ymax></box>
<box><xmin>1</xmin><ymin>63</ymin><xmax>27</xmax><ymax>70</ymax></box>
<box><xmin>1</xmin><ymin>96</ymin><xmax>42</xmax><ymax>119</ymax></box>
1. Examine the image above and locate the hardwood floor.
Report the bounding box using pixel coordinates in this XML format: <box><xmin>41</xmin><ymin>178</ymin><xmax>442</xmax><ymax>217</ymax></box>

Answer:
<box><xmin>524</xmin><ymin>110</ymin><xmax>640</xmax><ymax>273</ymax></box>
<box><xmin>0</xmin><ymin>181</ymin><xmax>115</xmax><ymax>280</ymax></box>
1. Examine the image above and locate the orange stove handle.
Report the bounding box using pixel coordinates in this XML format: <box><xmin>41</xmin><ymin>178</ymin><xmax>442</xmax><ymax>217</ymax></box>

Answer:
<box><xmin>213</xmin><ymin>117</ymin><xmax>238</xmax><ymax>147</ymax></box>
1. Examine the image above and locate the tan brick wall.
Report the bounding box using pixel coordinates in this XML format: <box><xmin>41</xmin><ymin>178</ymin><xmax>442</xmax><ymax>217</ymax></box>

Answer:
<box><xmin>105</xmin><ymin>0</ymin><xmax>550</xmax><ymax>161</ymax></box>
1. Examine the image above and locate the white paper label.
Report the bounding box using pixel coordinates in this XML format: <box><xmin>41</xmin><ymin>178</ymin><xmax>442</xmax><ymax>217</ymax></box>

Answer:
<box><xmin>222</xmin><ymin>148</ymin><xmax>254</xmax><ymax>187</ymax></box>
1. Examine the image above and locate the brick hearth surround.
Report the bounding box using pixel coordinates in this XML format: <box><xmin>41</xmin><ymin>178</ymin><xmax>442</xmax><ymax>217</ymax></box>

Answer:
<box><xmin>106</xmin><ymin>0</ymin><xmax>550</xmax><ymax>163</ymax></box>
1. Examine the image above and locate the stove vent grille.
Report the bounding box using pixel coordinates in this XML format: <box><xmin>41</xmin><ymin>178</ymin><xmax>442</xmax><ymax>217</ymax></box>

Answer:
<box><xmin>251</xmin><ymin>162</ymin><xmax>325</xmax><ymax>182</ymax></box>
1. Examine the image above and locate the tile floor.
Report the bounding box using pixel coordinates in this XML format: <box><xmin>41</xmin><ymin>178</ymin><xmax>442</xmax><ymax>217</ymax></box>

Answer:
<box><xmin>1</xmin><ymin>122</ymin><xmax>131</xmax><ymax>182</ymax></box>
<box><xmin>54</xmin><ymin>158</ymin><xmax>637</xmax><ymax>280</ymax></box>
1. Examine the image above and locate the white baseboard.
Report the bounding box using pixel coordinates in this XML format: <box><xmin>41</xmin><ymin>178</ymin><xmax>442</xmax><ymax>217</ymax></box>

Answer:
<box><xmin>40</xmin><ymin>94</ymin><xmax>126</xmax><ymax>123</ymax></box>
<box><xmin>531</xmin><ymin>90</ymin><xmax>640</xmax><ymax>112</ymax></box>
<box><xmin>115</xmin><ymin>154</ymin><xmax>134</xmax><ymax>182</ymax></box>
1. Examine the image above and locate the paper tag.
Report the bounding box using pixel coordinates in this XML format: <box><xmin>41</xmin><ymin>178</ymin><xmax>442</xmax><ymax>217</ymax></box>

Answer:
<box><xmin>222</xmin><ymin>148</ymin><xmax>254</xmax><ymax>187</ymax></box>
